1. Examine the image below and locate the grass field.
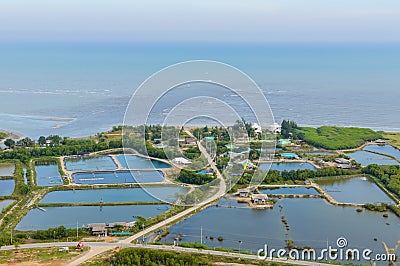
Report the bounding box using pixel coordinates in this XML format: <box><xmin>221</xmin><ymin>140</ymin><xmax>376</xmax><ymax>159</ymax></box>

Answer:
<box><xmin>0</xmin><ymin>132</ymin><xmax>7</xmax><ymax>141</ymax></box>
<box><xmin>0</xmin><ymin>246</ymin><xmax>88</xmax><ymax>264</ymax></box>
<box><xmin>383</xmin><ymin>132</ymin><xmax>400</xmax><ymax>149</ymax></box>
<box><xmin>296</xmin><ymin>126</ymin><xmax>382</xmax><ymax>150</ymax></box>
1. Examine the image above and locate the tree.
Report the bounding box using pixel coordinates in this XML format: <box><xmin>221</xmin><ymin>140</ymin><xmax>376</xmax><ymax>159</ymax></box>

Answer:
<box><xmin>4</xmin><ymin>139</ymin><xmax>15</xmax><ymax>148</ymax></box>
<box><xmin>38</xmin><ymin>136</ymin><xmax>46</xmax><ymax>145</ymax></box>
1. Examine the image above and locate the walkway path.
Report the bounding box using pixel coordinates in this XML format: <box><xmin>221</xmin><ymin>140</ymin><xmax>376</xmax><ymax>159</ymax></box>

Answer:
<box><xmin>0</xmin><ymin>242</ymin><xmax>335</xmax><ymax>266</ymax></box>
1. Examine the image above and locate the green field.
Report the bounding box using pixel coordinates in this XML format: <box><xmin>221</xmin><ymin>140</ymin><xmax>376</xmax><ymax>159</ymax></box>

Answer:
<box><xmin>296</xmin><ymin>126</ymin><xmax>382</xmax><ymax>150</ymax></box>
<box><xmin>383</xmin><ymin>132</ymin><xmax>400</xmax><ymax>149</ymax></box>
<box><xmin>0</xmin><ymin>132</ymin><xmax>7</xmax><ymax>141</ymax></box>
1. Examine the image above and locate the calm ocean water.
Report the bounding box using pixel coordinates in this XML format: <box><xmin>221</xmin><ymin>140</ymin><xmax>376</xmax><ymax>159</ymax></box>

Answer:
<box><xmin>0</xmin><ymin>42</ymin><xmax>399</xmax><ymax>138</ymax></box>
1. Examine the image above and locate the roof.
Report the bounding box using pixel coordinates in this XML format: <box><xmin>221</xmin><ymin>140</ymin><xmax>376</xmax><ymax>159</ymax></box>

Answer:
<box><xmin>173</xmin><ymin>157</ymin><xmax>192</xmax><ymax>164</ymax></box>
<box><xmin>251</xmin><ymin>194</ymin><xmax>268</xmax><ymax>200</ymax></box>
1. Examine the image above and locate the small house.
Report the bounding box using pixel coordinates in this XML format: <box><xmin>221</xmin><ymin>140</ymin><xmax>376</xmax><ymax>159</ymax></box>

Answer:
<box><xmin>334</xmin><ymin>158</ymin><xmax>351</xmax><ymax>165</ymax></box>
<box><xmin>238</xmin><ymin>188</ymin><xmax>250</xmax><ymax>197</ymax></box>
<box><xmin>87</xmin><ymin>223</ymin><xmax>107</xmax><ymax>236</ymax></box>
<box><xmin>251</xmin><ymin>194</ymin><xmax>269</xmax><ymax>205</ymax></box>
<box><xmin>173</xmin><ymin>157</ymin><xmax>192</xmax><ymax>165</ymax></box>
<box><xmin>185</xmin><ymin>138</ymin><xmax>197</xmax><ymax>145</ymax></box>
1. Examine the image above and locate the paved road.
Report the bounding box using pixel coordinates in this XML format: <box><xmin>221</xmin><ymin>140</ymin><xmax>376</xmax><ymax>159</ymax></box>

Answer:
<box><xmin>1</xmin><ymin>242</ymin><xmax>335</xmax><ymax>266</ymax></box>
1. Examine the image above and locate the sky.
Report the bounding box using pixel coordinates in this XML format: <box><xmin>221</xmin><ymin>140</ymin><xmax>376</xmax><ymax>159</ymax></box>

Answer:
<box><xmin>1</xmin><ymin>0</ymin><xmax>400</xmax><ymax>42</ymax></box>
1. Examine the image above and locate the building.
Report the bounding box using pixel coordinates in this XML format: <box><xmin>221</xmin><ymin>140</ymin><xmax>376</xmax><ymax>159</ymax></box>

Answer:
<box><xmin>173</xmin><ymin>157</ymin><xmax>192</xmax><ymax>165</ymax></box>
<box><xmin>280</xmin><ymin>153</ymin><xmax>298</xmax><ymax>159</ymax></box>
<box><xmin>185</xmin><ymin>138</ymin><xmax>197</xmax><ymax>145</ymax></box>
<box><xmin>251</xmin><ymin>194</ymin><xmax>269</xmax><ymax>205</ymax></box>
<box><xmin>334</xmin><ymin>158</ymin><xmax>351</xmax><ymax>164</ymax></box>
<box><xmin>238</xmin><ymin>188</ymin><xmax>250</xmax><ymax>197</ymax></box>
<box><xmin>270</xmin><ymin>123</ymin><xmax>282</xmax><ymax>134</ymax></box>
<box><xmin>86</xmin><ymin>223</ymin><xmax>107</xmax><ymax>236</ymax></box>
<box><xmin>251</xmin><ymin>123</ymin><xmax>262</xmax><ymax>134</ymax></box>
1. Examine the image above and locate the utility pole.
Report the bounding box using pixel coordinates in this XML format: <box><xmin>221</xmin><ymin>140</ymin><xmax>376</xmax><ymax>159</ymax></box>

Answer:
<box><xmin>76</xmin><ymin>220</ymin><xmax>79</xmax><ymax>240</ymax></box>
<box><xmin>200</xmin><ymin>226</ymin><xmax>203</xmax><ymax>244</ymax></box>
<box><xmin>142</xmin><ymin>223</ymin><xmax>145</xmax><ymax>244</ymax></box>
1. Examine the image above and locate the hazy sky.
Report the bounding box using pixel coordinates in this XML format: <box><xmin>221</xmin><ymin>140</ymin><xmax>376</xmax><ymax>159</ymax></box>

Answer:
<box><xmin>1</xmin><ymin>0</ymin><xmax>400</xmax><ymax>42</ymax></box>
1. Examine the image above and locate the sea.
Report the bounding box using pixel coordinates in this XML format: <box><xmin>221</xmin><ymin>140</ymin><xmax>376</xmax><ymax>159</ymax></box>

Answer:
<box><xmin>0</xmin><ymin>42</ymin><xmax>399</xmax><ymax>139</ymax></box>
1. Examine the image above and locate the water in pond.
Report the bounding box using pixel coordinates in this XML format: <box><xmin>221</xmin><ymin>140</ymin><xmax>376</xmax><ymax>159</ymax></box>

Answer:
<box><xmin>0</xmin><ymin>200</ymin><xmax>14</xmax><ymax>211</ymax></box>
<box><xmin>162</xmin><ymin>198</ymin><xmax>400</xmax><ymax>263</ymax></box>
<box><xmin>0</xmin><ymin>179</ymin><xmax>15</xmax><ymax>196</ymax></box>
<box><xmin>35</xmin><ymin>164</ymin><xmax>63</xmax><ymax>186</ymax></box>
<box><xmin>346</xmin><ymin>150</ymin><xmax>398</xmax><ymax>166</ymax></box>
<box><xmin>16</xmin><ymin>204</ymin><xmax>169</xmax><ymax>231</ymax></box>
<box><xmin>72</xmin><ymin>170</ymin><xmax>164</xmax><ymax>184</ymax></box>
<box><xmin>364</xmin><ymin>145</ymin><xmax>400</xmax><ymax>160</ymax></box>
<box><xmin>116</xmin><ymin>155</ymin><xmax>171</xmax><ymax>169</ymax></box>
<box><xmin>40</xmin><ymin>186</ymin><xmax>188</xmax><ymax>203</ymax></box>
<box><xmin>65</xmin><ymin>156</ymin><xmax>117</xmax><ymax>171</ymax></box>
<box><xmin>0</xmin><ymin>163</ymin><xmax>15</xmax><ymax>176</ymax></box>
<box><xmin>260</xmin><ymin>162</ymin><xmax>316</xmax><ymax>172</ymax></box>
<box><xmin>260</xmin><ymin>187</ymin><xmax>319</xmax><ymax>195</ymax></box>
<box><xmin>317</xmin><ymin>177</ymin><xmax>395</xmax><ymax>204</ymax></box>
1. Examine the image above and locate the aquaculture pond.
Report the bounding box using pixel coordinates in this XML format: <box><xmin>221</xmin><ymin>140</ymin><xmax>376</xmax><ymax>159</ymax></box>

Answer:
<box><xmin>162</xmin><ymin>198</ymin><xmax>400</xmax><ymax>264</ymax></box>
<box><xmin>259</xmin><ymin>162</ymin><xmax>316</xmax><ymax>172</ymax></box>
<box><xmin>65</xmin><ymin>156</ymin><xmax>117</xmax><ymax>171</ymax></box>
<box><xmin>40</xmin><ymin>186</ymin><xmax>188</xmax><ymax>203</ymax></box>
<box><xmin>0</xmin><ymin>179</ymin><xmax>15</xmax><ymax>196</ymax></box>
<box><xmin>72</xmin><ymin>170</ymin><xmax>164</xmax><ymax>184</ymax></box>
<box><xmin>363</xmin><ymin>145</ymin><xmax>400</xmax><ymax>160</ymax></box>
<box><xmin>259</xmin><ymin>186</ymin><xmax>319</xmax><ymax>195</ymax></box>
<box><xmin>35</xmin><ymin>164</ymin><xmax>63</xmax><ymax>186</ymax></box>
<box><xmin>0</xmin><ymin>200</ymin><xmax>14</xmax><ymax>211</ymax></box>
<box><xmin>346</xmin><ymin>150</ymin><xmax>398</xmax><ymax>166</ymax></box>
<box><xmin>15</xmin><ymin>204</ymin><xmax>170</xmax><ymax>231</ymax></box>
<box><xmin>0</xmin><ymin>163</ymin><xmax>15</xmax><ymax>176</ymax></box>
<box><xmin>116</xmin><ymin>155</ymin><xmax>171</xmax><ymax>169</ymax></box>
<box><xmin>317</xmin><ymin>177</ymin><xmax>395</xmax><ymax>204</ymax></box>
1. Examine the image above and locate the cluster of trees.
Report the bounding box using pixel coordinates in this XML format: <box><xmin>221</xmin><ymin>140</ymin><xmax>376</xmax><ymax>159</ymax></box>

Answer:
<box><xmin>192</xmin><ymin>125</ymin><xmax>231</xmax><ymax>141</ymax></box>
<box><xmin>294</xmin><ymin>126</ymin><xmax>382</xmax><ymax>150</ymax></box>
<box><xmin>178</xmin><ymin>169</ymin><xmax>216</xmax><ymax>185</ymax></box>
<box><xmin>31</xmin><ymin>226</ymin><xmax>67</xmax><ymax>240</ymax></box>
<box><xmin>0</xmin><ymin>140</ymin><xmax>122</xmax><ymax>163</ymax></box>
<box><xmin>110</xmin><ymin>248</ymin><xmax>213</xmax><ymax>266</ymax></box>
<box><xmin>237</xmin><ymin>167</ymin><xmax>355</xmax><ymax>185</ymax></box>
<box><xmin>362</xmin><ymin>164</ymin><xmax>400</xmax><ymax>198</ymax></box>
<box><xmin>281</xmin><ymin>120</ymin><xmax>298</xmax><ymax>139</ymax></box>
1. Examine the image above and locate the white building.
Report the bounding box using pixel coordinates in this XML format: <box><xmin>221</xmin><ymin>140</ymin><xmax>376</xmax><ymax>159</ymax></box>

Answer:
<box><xmin>173</xmin><ymin>157</ymin><xmax>192</xmax><ymax>165</ymax></box>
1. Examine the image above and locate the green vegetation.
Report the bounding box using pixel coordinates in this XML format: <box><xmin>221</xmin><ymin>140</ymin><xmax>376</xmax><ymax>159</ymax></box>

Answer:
<box><xmin>109</xmin><ymin>247</ymin><xmax>213</xmax><ymax>265</ymax></box>
<box><xmin>383</xmin><ymin>132</ymin><xmax>400</xmax><ymax>149</ymax></box>
<box><xmin>0</xmin><ymin>135</ymin><xmax>122</xmax><ymax>163</ymax></box>
<box><xmin>178</xmin><ymin>169</ymin><xmax>216</xmax><ymax>185</ymax></box>
<box><xmin>295</xmin><ymin>126</ymin><xmax>382</xmax><ymax>150</ymax></box>
<box><xmin>0</xmin><ymin>132</ymin><xmax>7</xmax><ymax>141</ymax></box>
<box><xmin>237</xmin><ymin>167</ymin><xmax>355</xmax><ymax>186</ymax></box>
<box><xmin>0</xmin><ymin>246</ymin><xmax>87</xmax><ymax>264</ymax></box>
<box><xmin>362</xmin><ymin>164</ymin><xmax>400</xmax><ymax>199</ymax></box>
<box><xmin>84</xmin><ymin>247</ymin><xmax>294</xmax><ymax>266</ymax></box>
